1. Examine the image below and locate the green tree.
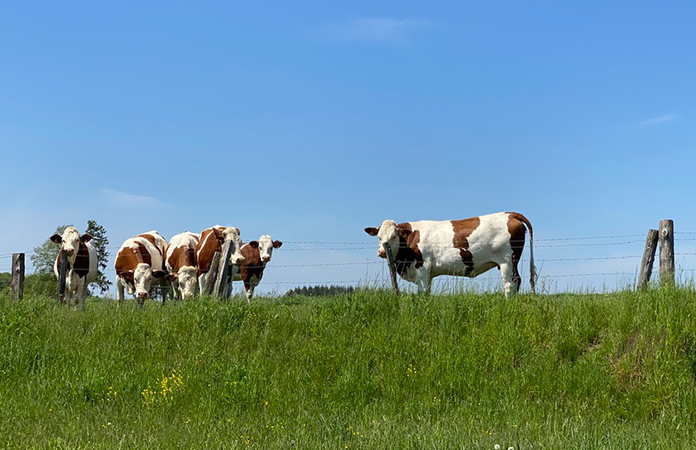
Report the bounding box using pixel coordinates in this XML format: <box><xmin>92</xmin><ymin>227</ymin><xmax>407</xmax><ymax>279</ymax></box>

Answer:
<box><xmin>85</xmin><ymin>220</ymin><xmax>112</xmax><ymax>294</ymax></box>
<box><xmin>30</xmin><ymin>224</ymin><xmax>73</xmax><ymax>275</ymax></box>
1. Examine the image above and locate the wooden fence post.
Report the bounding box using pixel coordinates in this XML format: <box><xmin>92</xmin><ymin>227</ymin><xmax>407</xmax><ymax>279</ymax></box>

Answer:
<box><xmin>203</xmin><ymin>252</ymin><xmax>221</xmax><ymax>295</ymax></box>
<box><xmin>383</xmin><ymin>243</ymin><xmax>400</xmax><ymax>294</ymax></box>
<box><xmin>213</xmin><ymin>240</ymin><xmax>235</xmax><ymax>298</ymax></box>
<box><xmin>636</xmin><ymin>229</ymin><xmax>658</xmax><ymax>290</ymax></box>
<box><xmin>659</xmin><ymin>219</ymin><xmax>675</xmax><ymax>287</ymax></box>
<box><xmin>11</xmin><ymin>253</ymin><xmax>25</xmax><ymax>300</ymax></box>
<box><xmin>57</xmin><ymin>249</ymin><xmax>68</xmax><ymax>302</ymax></box>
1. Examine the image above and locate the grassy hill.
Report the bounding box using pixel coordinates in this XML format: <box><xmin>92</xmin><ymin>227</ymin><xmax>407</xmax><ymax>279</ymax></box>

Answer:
<box><xmin>1</xmin><ymin>288</ymin><xmax>696</xmax><ymax>449</ymax></box>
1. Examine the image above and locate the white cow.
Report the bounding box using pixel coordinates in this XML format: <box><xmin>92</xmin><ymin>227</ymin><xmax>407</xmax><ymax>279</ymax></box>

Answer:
<box><xmin>50</xmin><ymin>226</ymin><xmax>98</xmax><ymax>310</ymax></box>
<box><xmin>233</xmin><ymin>235</ymin><xmax>283</xmax><ymax>301</ymax></box>
<box><xmin>365</xmin><ymin>212</ymin><xmax>536</xmax><ymax>296</ymax></box>
<box><xmin>165</xmin><ymin>231</ymin><xmax>201</xmax><ymax>300</ymax></box>
<box><xmin>114</xmin><ymin>231</ymin><xmax>168</xmax><ymax>307</ymax></box>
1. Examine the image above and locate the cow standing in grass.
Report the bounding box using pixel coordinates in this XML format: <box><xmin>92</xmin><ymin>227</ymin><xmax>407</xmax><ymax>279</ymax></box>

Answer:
<box><xmin>115</xmin><ymin>231</ymin><xmax>168</xmax><ymax>307</ymax></box>
<box><xmin>365</xmin><ymin>211</ymin><xmax>536</xmax><ymax>296</ymax></box>
<box><xmin>195</xmin><ymin>226</ymin><xmax>245</xmax><ymax>293</ymax></box>
<box><xmin>50</xmin><ymin>226</ymin><xmax>98</xmax><ymax>310</ymax></box>
<box><xmin>165</xmin><ymin>231</ymin><xmax>200</xmax><ymax>300</ymax></box>
<box><xmin>233</xmin><ymin>235</ymin><xmax>283</xmax><ymax>302</ymax></box>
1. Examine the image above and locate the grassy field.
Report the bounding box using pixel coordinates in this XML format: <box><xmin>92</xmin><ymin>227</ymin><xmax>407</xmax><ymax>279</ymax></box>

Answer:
<box><xmin>2</xmin><ymin>288</ymin><xmax>696</xmax><ymax>449</ymax></box>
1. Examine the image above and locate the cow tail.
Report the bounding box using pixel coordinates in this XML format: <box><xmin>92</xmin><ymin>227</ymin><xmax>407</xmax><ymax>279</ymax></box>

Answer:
<box><xmin>509</xmin><ymin>212</ymin><xmax>537</xmax><ymax>294</ymax></box>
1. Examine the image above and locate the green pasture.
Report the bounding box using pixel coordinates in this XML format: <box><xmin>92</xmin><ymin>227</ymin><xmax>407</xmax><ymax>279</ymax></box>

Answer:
<box><xmin>1</xmin><ymin>288</ymin><xmax>696</xmax><ymax>449</ymax></box>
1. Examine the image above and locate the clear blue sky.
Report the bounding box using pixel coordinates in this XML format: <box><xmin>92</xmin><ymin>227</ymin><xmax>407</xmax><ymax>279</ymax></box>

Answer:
<box><xmin>2</xmin><ymin>1</ymin><xmax>695</xmax><ymax>294</ymax></box>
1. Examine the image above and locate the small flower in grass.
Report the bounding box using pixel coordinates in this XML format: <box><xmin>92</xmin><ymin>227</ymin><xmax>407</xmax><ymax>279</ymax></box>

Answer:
<box><xmin>107</xmin><ymin>386</ymin><xmax>118</xmax><ymax>401</ymax></box>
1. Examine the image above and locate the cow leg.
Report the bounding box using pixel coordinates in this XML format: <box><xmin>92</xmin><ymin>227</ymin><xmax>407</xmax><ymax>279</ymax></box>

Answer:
<box><xmin>499</xmin><ymin>262</ymin><xmax>515</xmax><ymax>298</ymax></box>
<box><xmin>77</xmin><ymin>281</ymin><xmax>87</xmax><ymax>311</ymax></box>
<box><xmin>414</xmin><ymin>269</ymin><xmax>431</xmax><ymax>295</ymax></box>
<box><xmin>117</xmin><ymin>277</ymin><xmax>125</xmax><ymax>302</ymax></box>
<box><xmin>244</xmin><ymin>281</ymin><xmax>253</xmax><ymax>303</ymax></box>
<box><xmin>198</xmin><ymin>273</ymin><xmax>207</xmax><ymax>295</ymax></box>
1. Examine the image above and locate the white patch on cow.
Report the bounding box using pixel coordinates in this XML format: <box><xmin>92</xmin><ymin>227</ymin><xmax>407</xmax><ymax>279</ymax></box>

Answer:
<box><xmin>222</xmin><ymin>227</ymin><xmax>245</xmax><ymax>265</ymax></box>
<box><xmin>133</xmin><ymin>262</ymin><xmax>156</xmax><ymax>298</ymax></box>
<box><xmin>257</xmin><ymin>235</ymin><xmax>275</xmax><ymax>263</ymax></box>
<box><xmin>375</xmin><ymin>220</ymin><xmax>400</xmax><ymax>259</ymax></box>
<box><xmin>175</xmin><ymin>266</ymin><xmax>198</xmax><ymax>299</ymax></box>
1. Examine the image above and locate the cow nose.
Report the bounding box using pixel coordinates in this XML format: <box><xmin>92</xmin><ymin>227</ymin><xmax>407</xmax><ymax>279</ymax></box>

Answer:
<box><xmin>261</xmin><ymin>257</ymin><xmax>270</xmax><ymax>263</ymax></box>
<box><xmin>65</xmin><ymin>249</ymin><xmax>75</xmax><ymax>256</ymax></box>
<box><xmin>137</xmin><ymin>292</ymin><xmax>148</xmax><ymax>299</ymax></box>
<box><xmin>378</xmin><ymin>250</ymin><xmax>386</xmax><ymax>258</ymax></box>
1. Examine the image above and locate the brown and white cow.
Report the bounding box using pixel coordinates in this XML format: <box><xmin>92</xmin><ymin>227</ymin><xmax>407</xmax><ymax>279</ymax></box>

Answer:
<box><xmin>364</xmin><ymin>212</ymin><xmax>536</xmax><ymax>296</ymax></box>
<box><xmin>165</xmin><ymin>231</ymin><xmax>200</xmax><ymax>300</ymax></box>
<box><xmin>195</xmin><ymin>225</ymin><xmax>245</xmax><ymax>292</ymax></box>
<box><xmin>50</xmin><ymin>226</ymin><xmax>98</xmax><ymax>310</ymax></box>
<box><xmin>232</xmin><ymin>235</ymin><xmax>283</xmax><ymax>302</ymax></box>
<box><xmin>115</xmin><ymin>230</ymin><xmax>168</xmax><ymax>306</ymax></box>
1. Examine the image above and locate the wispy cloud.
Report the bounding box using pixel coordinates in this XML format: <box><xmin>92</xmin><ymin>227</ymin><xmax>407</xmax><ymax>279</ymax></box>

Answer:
<box><xmin>318</xmin><ymin>18</ymin><xmax>431</xmax><ymax>44</ymax></box>
<box><xmin>100</xmin><ymin>188</ymin><xmax>170</xmax><ymax>209</ymax></box>
<box><xmin>639</xmin><ymin>114</ymin><xmax>677</xmax><ymax>126</ymax></box>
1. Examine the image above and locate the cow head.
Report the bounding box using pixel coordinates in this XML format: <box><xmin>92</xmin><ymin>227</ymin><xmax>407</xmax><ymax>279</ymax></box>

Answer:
<box><xmin>255</xmin><ymin>235</ymin><xmax>282</xmax><ymax>263</ymax></box>
<box><xmin>365</xmin><ymin>220</ymin><xmax>410</xmax><ymax>259</ymax></box>
<box><xmin>50</xmin><ymin>227</ymin><xmax>92</xmax><ymax>259</ymax></box>
<box><xmin>166</xmin><ymin>266</ymin><xmax>198</xmax><ymax>299</ymax></box>
<box><xmin>127</xmin><ymin>262</ymin><xmax>166</xmax><ymax>298</ymax></box>
<box><xmin>223</xmin><ymin>227</ymin><xmax>246</xmax><ymax>265</ymax></box>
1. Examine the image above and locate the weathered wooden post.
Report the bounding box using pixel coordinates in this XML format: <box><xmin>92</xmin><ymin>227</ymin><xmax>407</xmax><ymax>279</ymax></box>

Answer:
<box><xmin>637</xmin><ymin>229</ymin><xmax>659</xmax><ymax>290</ymax></box>
<box><xmin>213</xmin><ymin>240</ymin><xmax>235</xmax><ymax>298</ymax></box>
<box><xmin>57</xmin><ymin>249</ymin><xmax>68</xmax><ymax>302</ymax></box>
<box><xmin>383</xmin><ymin>242</ymin><xmax>400</xmax><ymax>293</ymax></box>
<box><xmin>203</xmin><ymin>252</ymin><xmax>221</xmax><ymax>295</ymax></box>
<box><xmin>659</xmin><ymin>219</ymin><xmax>675</xmax><ymax>287</ymax></box>
<box><xmin>11</xmin><ymin>253</ymin><xmax>25</xmax><ymax>300</ymax></box>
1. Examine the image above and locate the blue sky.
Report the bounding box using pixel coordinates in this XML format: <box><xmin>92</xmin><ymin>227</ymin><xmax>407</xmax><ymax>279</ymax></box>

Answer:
<box><xmin>1</xmin><ymin>1</ymin><xmax>695</xmax><ymax>294</ymax></box>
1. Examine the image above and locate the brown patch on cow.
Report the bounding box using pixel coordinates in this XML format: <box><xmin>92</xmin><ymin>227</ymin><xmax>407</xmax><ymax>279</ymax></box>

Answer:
<box><xmin>451</xmin><ymin>216</ymin><xmax>480</xmax><ymax>276</ymax></box>
<box><xmin>167</xmin><ymin>245</ymin><xmax>196</xmax><ymax>273</ymax></box>
<box><xmin>392</xmin><ymin>223</ymin><xmax>424</xmax><ymax>276</ymax></box>
<box><xmin>55</xmin><ymin>242</ymin><xmax>92</xmax><ymax>279</ymax></box>
<box><xmin>238</xmin><ymin>243</ymin><xmax>265</xmax><ymax>292</ymax></box>
<box><xmin>506</xmin><ymin>213</ymin><xmax>529</xmax><ymax>289</ymax></box>
<box><xmin>196</xmin><ymin>227</ymin><xmax>226</xmax><ymax>275</ymax></box>
<box><xmin>364</xmin><ymin>227</ymin><xmax>379</xmax><ymax>236</ymax></box>
<box><xmin>115</xmin><ymin>242</ymin><xmax>152</xmax><ymax>276</ymax></box>
<box><xmin>138</xmin><ymin>233</ymin><xmax>158</xmax><ymax>248</ymax></box>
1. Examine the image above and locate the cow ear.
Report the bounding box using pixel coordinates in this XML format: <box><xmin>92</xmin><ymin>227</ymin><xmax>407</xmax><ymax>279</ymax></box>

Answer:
<box><xmin>273</xmin><ymin>240</ymin><xmax>283</xmax><ymax>249</ymax></box>
<box><xmin>233</xmin><ymin>227</ymin><xmax>240</xmax><ymax>236</ymax></box>
<box><xmin>50</xmin><ymin>234</ymin><xmax>62</xmax><ymax>244</ymax></box>
<box><xmin>364</xmin><ymin>227</ymin><xmax>379</xmax><ymax>236</ymax></box>
<box><xmin>80</xmin><ymin>233</ymin><xmax>93</xmax><ymax>243</ymax></box>
<box><xmin>248</xmin><ymin>241</ymin><xmax>259</xmax><ymax>249</ymax></box>
<box><xmin>153</xmin><ymin>270</ymin><xmax>167</xmax><ymax>279</ymax></box>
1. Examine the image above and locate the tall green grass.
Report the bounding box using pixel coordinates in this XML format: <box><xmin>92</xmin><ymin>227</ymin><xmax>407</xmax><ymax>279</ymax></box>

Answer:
<box><xmin>1</xmin><ymin>288</ymin><xmax>696</xmax><ymax>449</ymax></box>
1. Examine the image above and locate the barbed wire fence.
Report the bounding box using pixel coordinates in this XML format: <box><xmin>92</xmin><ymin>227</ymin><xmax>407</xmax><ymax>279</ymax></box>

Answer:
<box><xmin>3</xmin><ymin>226</ymin><xmax>696</xmax><ymax>297</ymax></box>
